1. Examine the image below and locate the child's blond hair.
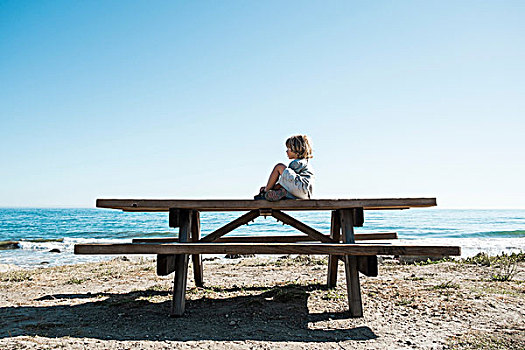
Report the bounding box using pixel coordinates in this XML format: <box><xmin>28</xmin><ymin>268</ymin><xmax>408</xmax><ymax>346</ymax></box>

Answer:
<box><xmin>285</xmin><ymin>135</ymin><xmax>313</xmax><ymax>159</ymax></box>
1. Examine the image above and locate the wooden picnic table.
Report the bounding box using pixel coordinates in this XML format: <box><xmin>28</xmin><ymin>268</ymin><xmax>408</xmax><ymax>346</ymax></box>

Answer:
<box><xmin>75</xmin><ymin>198</ymin><xmax>461</xmax><ymax>317</ymax></box>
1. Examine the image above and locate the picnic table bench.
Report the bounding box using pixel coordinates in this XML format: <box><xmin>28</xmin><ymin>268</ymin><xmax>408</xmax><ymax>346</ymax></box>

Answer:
<box><xmin>74</xmin><ymin>198</ymin><xmax>461</xmax><ymax>317</ymax></box>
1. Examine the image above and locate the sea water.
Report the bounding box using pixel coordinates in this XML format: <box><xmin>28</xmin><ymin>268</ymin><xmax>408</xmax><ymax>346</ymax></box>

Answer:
<box><xmin>0</xmin><ymin>208</ymin><xmax>524</xmax><ymax>268</ymax></box>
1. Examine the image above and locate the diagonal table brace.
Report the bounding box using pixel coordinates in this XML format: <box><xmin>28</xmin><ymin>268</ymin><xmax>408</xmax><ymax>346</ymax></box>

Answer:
<box><xmin>199</xmin><ymin>209</ymin><xmax>260</xmax><ymax>242</ymax></box>
<box><xmin>271</xmin><ymin>210</ymin><xmax>338</xmax><ymax>243</ymax></box>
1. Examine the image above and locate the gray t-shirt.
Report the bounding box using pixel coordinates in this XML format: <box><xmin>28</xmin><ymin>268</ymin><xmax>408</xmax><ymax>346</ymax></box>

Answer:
<box><xmin>288</xmin><ymin>159</ymin><xmax>314</xmax><ymax>197</ymax></box>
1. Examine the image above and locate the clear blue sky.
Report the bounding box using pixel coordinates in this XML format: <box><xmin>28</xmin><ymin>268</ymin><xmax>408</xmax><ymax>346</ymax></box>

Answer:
<box><xmin>1</xmin><ymin>1</ymin><xmax>524</xmax><ymax>208</ymax></box>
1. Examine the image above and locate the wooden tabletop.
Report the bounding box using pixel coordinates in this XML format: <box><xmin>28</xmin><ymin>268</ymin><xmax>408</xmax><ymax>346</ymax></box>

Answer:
<box><xmin>96</xmin><ymin>198</ymin><xmax>437</xmax><ymax>212</ymax></box>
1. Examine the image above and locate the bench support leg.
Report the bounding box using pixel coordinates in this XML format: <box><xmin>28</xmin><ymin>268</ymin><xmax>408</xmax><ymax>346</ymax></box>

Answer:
<box><xmin>157</xmin><ymin>208</ymin><xmax>183</xmax><ymax>276</ymax></box>
<box><xmin>340</xmin><ymin>209</ymin><xmax>363</xmax><ymax>317</ymax></box>
<box><xmin>157</xmin><ymin>254</ymin><xmax>176</xmax><ymax>276</ymax></box>
<box><xmin>171</xmin><ymin>209</ymin><xmax>192</xmax><ymax>317</ymax></box>
<box><xmin>191</xmin><ymin>211</ymin><xmax>204</xmax><ymax>287</ymax></box>
<box><xmin>357</xmin><ymin>256</ymin><xmax>378</xmax><ymax>277</ymax></box>
<box><xmin>327</xmin><ymin>210</ymin><xmax>341</xmax><ymax>288</ymax></box>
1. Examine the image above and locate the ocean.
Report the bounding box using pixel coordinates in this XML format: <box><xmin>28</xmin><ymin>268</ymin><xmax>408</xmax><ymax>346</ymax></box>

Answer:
<box><xmin>1</xmin><ymin>208</ymin><xmax>524</xmax><ymax>268</ymax></box>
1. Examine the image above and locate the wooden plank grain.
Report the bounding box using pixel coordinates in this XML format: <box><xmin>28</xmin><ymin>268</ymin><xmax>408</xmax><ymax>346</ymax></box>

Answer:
<box><xmin>339</xmin><ymin>208</ymin><xmax>363</xmax><ymax>317</ymax></box>
<box><xmin>156</xmin><ymin>208</ymin><xmax>182</xmax><ymax>275</ymax></box>
<box><xmin>171</xmin><ymin>209</ymin><xmax>192</xmax><ymax>317</ymax></box>
<box><xmin>340</xmin><ymin>209</ymin><xmax>356</xmax><ymax>243</ymax></box>
<box><xmin>74</xmin><ymin>243</ymin><xmax>461</xmax><ymax>256</ymax></box>
<box><xmin>327</xmin><ymin>210</ymin><xmax>341</xmax><ymax>288</ymax></box>
<box><xmin>169</xmin><ymin>208</ymin><xmax>180</xmax><ymax>228</ymax></box>
<box><xmin>96</xmin><ymin>198</ymin><xmax>437</xmax><ymax>211</ymax></box>
<box><xmin>191</xmin><ymin>211</ymin><xmax>203</xmax><ymax>287</ymax></box>
<box><xmin>357</xmin><ymin>256</ymin><xmax>378</xmax><ymax>277</ymax></box>
<box><xmin>156</xmin><ymin>254</ymin><xmax>176</xmax><ymax>276</ymax></box>
<box><xmin>132</xmin><ymin>232</ymin><xmax>398</xmax><ymax>244</ymax></box>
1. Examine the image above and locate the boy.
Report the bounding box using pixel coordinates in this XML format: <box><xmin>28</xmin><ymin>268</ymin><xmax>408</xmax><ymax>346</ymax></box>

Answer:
<box><xmin>255</xmin><ymin>135</ymin><xmax>314</xmax><ymax>201</ymax></box>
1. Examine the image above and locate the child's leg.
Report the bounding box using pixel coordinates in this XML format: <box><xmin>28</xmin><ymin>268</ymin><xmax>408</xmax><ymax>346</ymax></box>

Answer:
<box><xmin>264</xmin><ymin>163</ymin><xmax>286</xmax><ymax>192</ymax></box>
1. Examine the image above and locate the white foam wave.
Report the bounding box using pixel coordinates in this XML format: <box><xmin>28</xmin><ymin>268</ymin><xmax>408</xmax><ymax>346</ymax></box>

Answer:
<box><xmin>17</xmin><ymin>237</ymin><xmax>132</xmax><ymax>253</ymax></box>
<box><xmin>4</xmin><ymin>237</ymin><xmax>524</xmax><ymax>269</ymax></box>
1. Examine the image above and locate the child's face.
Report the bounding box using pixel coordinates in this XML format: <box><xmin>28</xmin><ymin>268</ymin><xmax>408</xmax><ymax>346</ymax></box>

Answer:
<box><xmin>286</xmin><ymin>148</ymin><xmax>299</xmax><ymax>159</ymax></box>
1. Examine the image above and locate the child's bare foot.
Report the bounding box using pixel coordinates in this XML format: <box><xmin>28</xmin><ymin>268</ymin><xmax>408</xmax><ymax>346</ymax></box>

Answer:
<box><xmin>265</xmin><ymin>188</ymin><xmax>287</xmax><ymax>201</ymax></box>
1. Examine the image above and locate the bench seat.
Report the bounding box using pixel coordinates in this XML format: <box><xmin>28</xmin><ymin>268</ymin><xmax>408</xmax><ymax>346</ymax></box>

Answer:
<box><xmin>74</xmin><ymin>242</ymin><xmax>460</xmax><ymax>256</ymax></box>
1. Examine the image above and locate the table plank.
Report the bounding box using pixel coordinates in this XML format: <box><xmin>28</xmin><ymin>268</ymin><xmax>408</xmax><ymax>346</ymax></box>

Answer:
<box><xmin>132</xmin><ymin>232</ymin><xmax>398</xmax><ymax>244</ymax></box>
<box><xmin>96</xmin><ymin>198</ymin><xmax>436</xmax><ymax>211</ymax></box>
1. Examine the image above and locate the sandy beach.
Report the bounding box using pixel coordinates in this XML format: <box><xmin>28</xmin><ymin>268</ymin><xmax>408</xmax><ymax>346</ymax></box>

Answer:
<box><xmin>1</xmin><ymin>255</ymin><xmax>523</xmax><ymax>349</ymax></box>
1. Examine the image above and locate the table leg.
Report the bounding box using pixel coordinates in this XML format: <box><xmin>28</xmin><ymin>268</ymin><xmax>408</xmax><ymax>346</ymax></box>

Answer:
<box><xmin>171</xmin><ymin>209</ymin><xmax>192</xmax><ymax>317</ymax></box>
<box><xmin>191</xmin><ymin>211</ymin><xmax>204</xmax><ymax>287</ymax></box>
<box><xmin>327</xmin><ymin>210</ymin><xmax>341</xmax><ymax>288</ymax></box>
<box><xmin>340</xmin><ymin>208</ymin><xmax>363</xmax><ymax>317</ymax></box>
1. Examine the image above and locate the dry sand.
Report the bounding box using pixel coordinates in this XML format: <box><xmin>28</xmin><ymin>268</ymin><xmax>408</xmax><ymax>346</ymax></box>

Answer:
<box><xmin>1</xmin><ymin>255</ymin><xmax>524</xmax><ymax>349</ymax></box>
